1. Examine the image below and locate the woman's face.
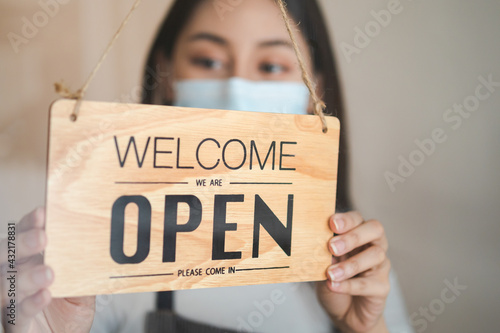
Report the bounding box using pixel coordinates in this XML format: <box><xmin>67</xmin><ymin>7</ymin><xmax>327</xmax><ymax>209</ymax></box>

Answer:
<box><xmin>170</xmin><ymin>0</ymin><xmax>313</xmax><ymax>83</ymax></box>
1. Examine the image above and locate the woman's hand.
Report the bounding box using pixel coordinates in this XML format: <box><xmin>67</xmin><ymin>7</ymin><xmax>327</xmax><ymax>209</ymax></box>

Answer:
<box><xmin>1</xmin><ymin>207</ymin><xmax>96</xmax><ymax>333</ymax></box>
<box><xmin>316</xmin><ymin>211</ymin><xmax>391</xmax><ymax>333</ymax></box>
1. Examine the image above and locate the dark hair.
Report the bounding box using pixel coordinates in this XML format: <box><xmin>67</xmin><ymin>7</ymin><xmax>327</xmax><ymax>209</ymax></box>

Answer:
<box><xmin>141</xmin><ymin>0</ymin><xmax>353</xmax><ymax>212</ymax></box>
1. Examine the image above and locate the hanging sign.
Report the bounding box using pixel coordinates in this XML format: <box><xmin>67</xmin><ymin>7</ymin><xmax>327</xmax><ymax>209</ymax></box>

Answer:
<box><xmin>44</xmin><ymin>99</ymin><xmax>340</xmax><ymax>297</ymax></box>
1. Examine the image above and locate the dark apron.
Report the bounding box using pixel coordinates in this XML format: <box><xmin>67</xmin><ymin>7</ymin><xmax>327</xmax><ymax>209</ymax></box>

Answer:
<box><xmin>145</xmin><ymin>291</ymin><xmax>240</xmax><ymax>333</ymax></box>
<box><xmin>145</xmin><ymin>290</ymin><xmax>338</xmax><ymax>333</ymax></box>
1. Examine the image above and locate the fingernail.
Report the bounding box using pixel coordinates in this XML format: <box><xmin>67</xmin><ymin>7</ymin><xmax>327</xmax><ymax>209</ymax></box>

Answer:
<box><xmin>45</xmin><ymin>267</ymin><xmax>53</xmax><ymax>282</ymax></box>
<box><xmin>331</xmin><ymin>281</ymin><xmax>340</xmax><ymax>289</ymax></box>
<box><xmin>330</xmin><ymin>239</ymin><xmax>345</xmax><ymax>255</ymax></box>
<box><xmin>33</xmin><ymin>267</ymin><xmax>52</xmax><ymax>285</ymax></box>
<box><xmin>328</xmin><ymin>267</ymin><xmax>344</xmax><ymax>281</ymax></box>
<box><xmin>25</xmin><ymin>230</ymin><xmax>42</xmax><ymax>249</ymax></box>
<box><xmin>333</xmin><ymin>217</ymin><xmax>344</xmax><ymax>231</ymax></box>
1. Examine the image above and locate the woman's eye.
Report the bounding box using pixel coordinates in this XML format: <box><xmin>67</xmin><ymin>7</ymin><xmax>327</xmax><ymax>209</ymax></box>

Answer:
<box><xmin>191</xmin><ymin>57</ymin><xmax>223</xmax><ymax>70</ymax></box>
<box><xmin>259</xmin><ymin>63</ymin><xmax>286</xmax><ymax>74</ymax></box>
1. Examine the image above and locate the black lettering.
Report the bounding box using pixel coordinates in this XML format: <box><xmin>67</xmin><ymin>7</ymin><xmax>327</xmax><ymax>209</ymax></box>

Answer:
<box><xmin>110</xmin><ymin>195</ymin><xmax>151</xmax><ymax>264</ymax></box>
<box><xmin>212</xmin><ymin>195</ymin><xmax>243</xmax><ymax>260</ymax></box>
<box><xmin>163</xmin><ymin>195</ymin><xmax>202</xmax><ymax>262</ymax></box>
<box><xmin>176</xmin><ymin>138</ymin><xmax>194</xmax><ymax>169</ymax></box>
<box><xmin>279</xmin><ymin>142</ymin><xmax>296</xmax><ymax>171</ymax></box>
<box><xmin>250</xmin><ymin>140</ymin><xmax>276</xmax><ymax>170</ymax></box>
<box><xmin>154</xmin><ymin>137</ymin><xmax>174</xmax><ymax>168</ymax></box>
<box><xmin>210</xmin><ymin>179</ymin><xmax>222</xmax><ymax>186</ymax></box>
<box><xmin>222</xmin><ymin>139</ymin><xmax>247</xmax><ymax>170</ymax></box>
<box><xmin>252</xmin><ymin>194</ymin><xmax>293</xmax><ymax>258</ymax></box>
<box><xmin>114</xmin><ymin>136</ymin><xmax>150</xmax><ymax>168</ymax></box>
<box><xmin>196</xmin><ymin>138</ymin><xmax>220</xmax><ymax>170</ymax></box>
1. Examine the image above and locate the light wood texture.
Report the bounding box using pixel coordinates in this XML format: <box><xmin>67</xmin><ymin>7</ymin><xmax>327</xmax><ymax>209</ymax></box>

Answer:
<box><xmin>45</xmin><ymin>99</ymin><xmax>340</xmax><ymax>297</ymax></box>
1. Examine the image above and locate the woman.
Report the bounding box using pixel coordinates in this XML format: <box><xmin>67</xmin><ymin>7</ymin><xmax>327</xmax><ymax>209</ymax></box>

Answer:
<box><xmin>1</xmin><ymin>0</ymin><xmax>413</xmax><ymax>332</ymax></box>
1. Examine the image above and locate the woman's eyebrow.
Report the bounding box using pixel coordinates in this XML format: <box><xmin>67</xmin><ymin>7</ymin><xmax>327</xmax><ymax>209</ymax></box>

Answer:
<box><xmin>258</xmin><ymin>39</ymin><xmax>294</xmax><ymax>49</ymax></box>
<box><xmin>187</xmin><ymin>34</ymin><xmax>294</xmax><ymax>51</ymax></box>
<box><xmin>188</xmin><ymin>32</ymin><xmax>227</xmax><ymax>46</ymax></box>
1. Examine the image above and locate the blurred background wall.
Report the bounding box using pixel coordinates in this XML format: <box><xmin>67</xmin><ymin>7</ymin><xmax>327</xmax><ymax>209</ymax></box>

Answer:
<box><xmin>1</xmin><ymin>0</ymin><xmax>499</xmax><ymax>332</ymax></box>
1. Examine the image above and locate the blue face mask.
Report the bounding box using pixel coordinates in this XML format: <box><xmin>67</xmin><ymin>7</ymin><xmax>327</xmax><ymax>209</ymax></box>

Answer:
<box><xmin>172</xmin><ymin>77</ymin><xmax>310</xmax><ymax>115</ymax></box>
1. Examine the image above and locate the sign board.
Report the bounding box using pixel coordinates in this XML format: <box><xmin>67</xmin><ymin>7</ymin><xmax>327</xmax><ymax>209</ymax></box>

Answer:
<box><xmin>44</xmin><ymin>99</ymin><xmax>339</xmax><ymax>297</ymax></box>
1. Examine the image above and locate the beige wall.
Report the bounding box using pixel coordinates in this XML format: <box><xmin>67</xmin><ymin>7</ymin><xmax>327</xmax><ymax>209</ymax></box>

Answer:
<box><xmin>1</xmin><ymin>0</ymin><xmax>499</xmax><ymax>332</ymax></box>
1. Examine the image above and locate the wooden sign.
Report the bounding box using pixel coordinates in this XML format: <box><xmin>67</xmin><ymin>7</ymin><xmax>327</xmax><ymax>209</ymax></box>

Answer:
<box><xmin>44</xmin><ymin>99</ymin><xmax>339</xmax><ymax>297</ymax></box>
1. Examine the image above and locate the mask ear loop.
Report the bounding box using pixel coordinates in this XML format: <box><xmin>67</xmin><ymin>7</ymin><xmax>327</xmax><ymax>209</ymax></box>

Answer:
<box><xmin>275</xmin><ymin>0</ymin><xmax>328</xmax><ymax>133</ymax></box>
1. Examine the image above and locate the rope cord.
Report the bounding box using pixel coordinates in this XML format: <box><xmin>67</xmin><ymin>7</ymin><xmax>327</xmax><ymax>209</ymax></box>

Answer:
<box><xmin>56</xmin><ymin>0</ymin><xmax>328</xmax><ymax>132</ymax></box>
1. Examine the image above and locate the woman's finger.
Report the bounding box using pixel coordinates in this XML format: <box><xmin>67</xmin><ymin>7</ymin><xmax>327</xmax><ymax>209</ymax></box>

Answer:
<box><xmin>328</xmin><ymin>219</ymin><xmax>387</xmax><ymax>257</ymax></box>
<box><xmin>329</xmin><ymin>211</ymin><xmax>364</xmax><ymax>234</ymax></box>
<box><xmin>358</xmin><ymin>255</ymin><xmax>391</xmax><ymax>279</ymax></box>
<box><xmin>0</xmin><ymin>207</ymin><xmax>46</xmax><ymax>266</ymax></box>
<box><xmin>0</xmin><ymin>252</ymin><xmax>43</xmax><ymax>281</ymax></box>
<box><xmin>327</xmin><ymin>244</ymin><xmax>387</xmax><ymax>283</ymax></box>
<box><xmin>16</xmin><ymin>288</ymin><xmax>52</xmax><ymax>328</ymax></box>
<box><xmin>2</xmin><ymin>265</ymin><xmax>53</xmax><ymax>308</ymax></box>
<box><xmin>327</xmin><ymin>273</ymin><xmax>391</xmax><ymax>297</ymax></box>
<box><xmin>18</xmin><ymin>207</ymin><xmax>46</xmax><ymax>233</ymax></box>
<box><xmin>0</xmin><ymin>229</ymin><xmax>46</xmax><ymax>268</ymax></box>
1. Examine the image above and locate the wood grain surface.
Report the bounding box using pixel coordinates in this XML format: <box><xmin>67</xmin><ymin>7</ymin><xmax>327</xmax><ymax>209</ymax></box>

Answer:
<box><xmin>44</xmin><ymin>99</ymin><xmax>340</xmax><ymax>297</ymax></box>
